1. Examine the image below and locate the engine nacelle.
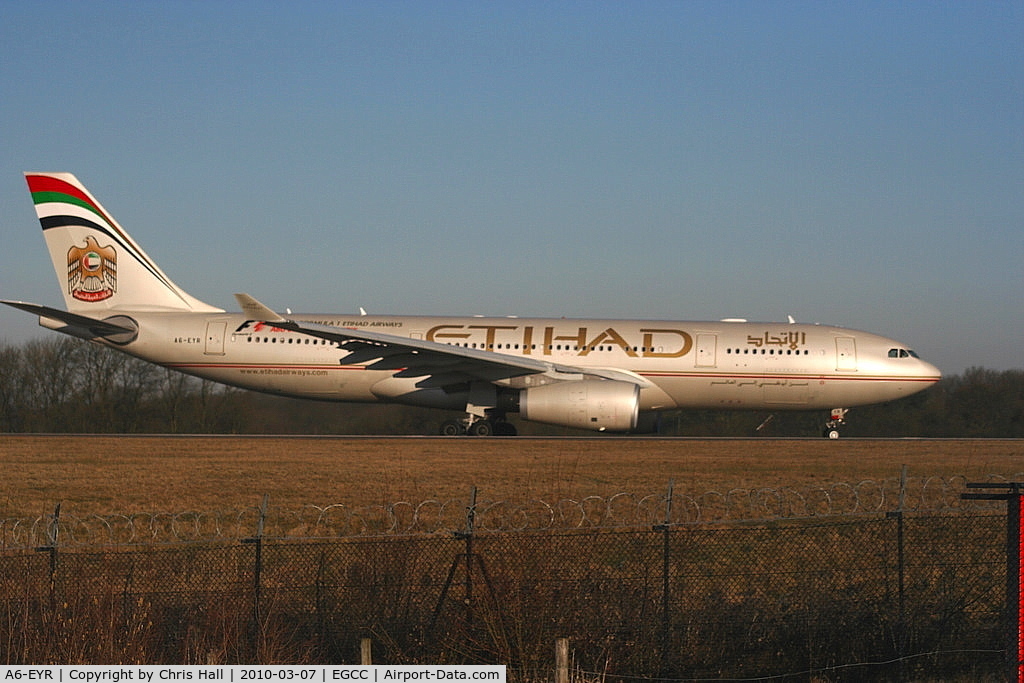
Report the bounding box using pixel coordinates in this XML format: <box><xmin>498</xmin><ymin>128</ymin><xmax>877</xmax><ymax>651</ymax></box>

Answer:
<box><xmin>519</xmin><ymin>380</ymin><xmax>640</xmax><ymax>432</ymax></box>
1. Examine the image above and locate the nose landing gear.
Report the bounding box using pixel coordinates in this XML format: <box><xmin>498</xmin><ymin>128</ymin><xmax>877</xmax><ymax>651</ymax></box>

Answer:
<box><xmin>823</xmin><ymin>408</ymin><xmax>848</xmax><ymax>439</ymax></box>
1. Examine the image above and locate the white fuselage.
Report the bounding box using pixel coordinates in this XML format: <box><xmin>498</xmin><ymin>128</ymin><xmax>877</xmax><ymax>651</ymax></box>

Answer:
<box><xmin>15</xmin><ymin>172</ymin><xmax>943</xmax><ymax>435</ymax></box>
<box><xmin>107</xmin><ymin>311</ymin><xmax>941</xmax><ymax>413</ymax></box>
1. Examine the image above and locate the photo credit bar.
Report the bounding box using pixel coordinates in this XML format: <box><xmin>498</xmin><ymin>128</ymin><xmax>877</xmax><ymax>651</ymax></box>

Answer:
<box><xmin>0</xmin><ymin>667</ymin><xmax>507</xmax><ymax>683</ymax></box>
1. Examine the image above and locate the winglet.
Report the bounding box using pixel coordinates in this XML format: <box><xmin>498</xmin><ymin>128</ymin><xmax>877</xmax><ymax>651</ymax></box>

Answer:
<box><xmin>234</xmin><ymin>293</ymin><xmax>289</xmax><ymax>323</ymax></box>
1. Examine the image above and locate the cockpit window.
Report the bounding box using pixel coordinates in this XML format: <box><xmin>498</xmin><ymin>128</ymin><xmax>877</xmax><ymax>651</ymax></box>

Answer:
<box><xmin>888</xmin><ymin>348</ymin><xmax>920</xmax><ymax>359</ymax></box>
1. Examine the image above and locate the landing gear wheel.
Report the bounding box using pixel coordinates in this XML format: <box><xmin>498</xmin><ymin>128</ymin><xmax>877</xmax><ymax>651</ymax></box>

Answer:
<box><xmin>468</xmin><ymin>420</ymin><xmax>494</xmax><ymax>437</ymax></box>
<box><xmin>439</xmin><ymin>419</ymin><xmax>466</xmax><ymax>436</ymax></box>
<box><xmin>824</xmin><ymin>428</ymin><xmax>841</xmax><ymax>440</ymax></box>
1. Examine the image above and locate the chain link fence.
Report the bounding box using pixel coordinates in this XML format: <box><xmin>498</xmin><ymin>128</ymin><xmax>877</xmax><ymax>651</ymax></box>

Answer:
<box><xmin>0</xmin><ymin>476</ymin><xmax>1012</xmax><ymax>679</ymax></box>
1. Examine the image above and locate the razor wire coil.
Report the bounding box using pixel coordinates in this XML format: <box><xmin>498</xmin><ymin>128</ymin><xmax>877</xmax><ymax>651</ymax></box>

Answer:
<box><xmin>0</xmin><ymin>473</ymin><xmax>1014</xmax><ymax>550</ymax></box>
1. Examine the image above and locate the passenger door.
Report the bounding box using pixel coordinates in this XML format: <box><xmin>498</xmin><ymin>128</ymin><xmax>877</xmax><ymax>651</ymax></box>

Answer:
<box><xmin>205</xmin><ymin>321</ymin><xmax>227</xmax><ymax>355</ymax></box>
<box><xmin>695</xmin><ymin>334</ymin><xmax>717</xmax><ymax>368</ymax></box>
<box><xmin>835</xmin><ymin>337</ymin><xmax>857</xmax><ymax>372</ymax></box>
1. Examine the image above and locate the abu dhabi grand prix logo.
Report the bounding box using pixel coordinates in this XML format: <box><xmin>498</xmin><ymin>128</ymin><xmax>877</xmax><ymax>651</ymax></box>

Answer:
<box><xmin>67</xmin><ymin>236</ymin><xmax>117</xmax><ymax>302</ymax></box>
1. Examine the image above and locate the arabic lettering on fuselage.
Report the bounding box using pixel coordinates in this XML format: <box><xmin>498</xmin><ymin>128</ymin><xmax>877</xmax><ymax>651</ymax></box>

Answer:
<box><xmin>426</xmin><ymin>324</ymin><xmax>693</xmax><ymax>358</ymax></box>
<box><xmin>746</xmin><ymin>331</ymin><xmax>807</xmax><ymax>350</ymax></box>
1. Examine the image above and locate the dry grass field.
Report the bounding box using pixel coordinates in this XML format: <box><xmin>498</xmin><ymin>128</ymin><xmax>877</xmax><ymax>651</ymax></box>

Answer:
<box><xmin>0</xmin><ymin>436</ymin><xmax>1021</xmax><ymax>518</ymax></box>
<box><xmin>0</xmin><ymin>436</ymin><xmax>1017</xmax><ymax>675</ymax></box>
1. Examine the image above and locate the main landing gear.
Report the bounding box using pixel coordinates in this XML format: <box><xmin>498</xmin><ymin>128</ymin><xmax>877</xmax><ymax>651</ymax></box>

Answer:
<box><xmin>823</xmin><ymin>408</ymin><xmax>849</xmax><ymax>439</ymax></box>
<box><xmin>439</xmin><ymin>415</ymin><xmax>518</xmax><ymax>437</ymax></box>
<box><xmin>439</xmin><ymin>382</ymin><xmax>519</xmax><ymax>436</ymax></box>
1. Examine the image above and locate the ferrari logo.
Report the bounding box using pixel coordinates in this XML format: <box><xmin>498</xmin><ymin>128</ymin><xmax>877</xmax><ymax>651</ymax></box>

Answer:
<box><xmin>68</xmin><ymin>236</ymin><xmax>117</xmax><ymax>302</ymax></box>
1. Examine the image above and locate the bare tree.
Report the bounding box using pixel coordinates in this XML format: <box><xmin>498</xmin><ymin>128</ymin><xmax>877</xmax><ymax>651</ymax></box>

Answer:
<box><xmin>18</xmin><ymin>337</ymin><xmax>83</xmax><ymax>431</ymax></box>
<box><xmin>0</xmin><ymin>343</ymin><xmax>26</xmax><ymax>431</ymax></box>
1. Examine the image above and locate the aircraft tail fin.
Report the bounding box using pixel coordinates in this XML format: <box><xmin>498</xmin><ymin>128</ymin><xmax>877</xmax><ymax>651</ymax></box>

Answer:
<box><xmin>24</xmin><ymin>172</ymin><xmax>222</xmax><ymax>314</ymax></box>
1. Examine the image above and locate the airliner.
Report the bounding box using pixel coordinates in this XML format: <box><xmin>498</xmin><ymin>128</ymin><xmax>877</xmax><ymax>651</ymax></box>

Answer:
<box><xmin>3</xmin><ymin>173</ymin><xmax>941</xmax><ymax>437</ymax></box>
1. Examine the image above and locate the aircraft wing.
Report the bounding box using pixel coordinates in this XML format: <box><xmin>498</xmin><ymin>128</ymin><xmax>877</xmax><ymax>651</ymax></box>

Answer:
<box><xmin>235</xmin><ymin>294</ymin><xmax>651</xmax><ymax>389</ymax></box>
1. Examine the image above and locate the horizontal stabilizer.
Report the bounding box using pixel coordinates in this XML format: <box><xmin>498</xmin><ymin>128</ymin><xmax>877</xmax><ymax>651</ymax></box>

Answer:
<box><xmin>1</xmin><ymin>300</ymin><xmax>137</xmax><ymax>338</ymax></box>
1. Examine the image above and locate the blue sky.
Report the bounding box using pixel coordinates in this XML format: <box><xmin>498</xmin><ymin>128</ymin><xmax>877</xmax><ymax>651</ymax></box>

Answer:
<box><xmin>1</xmin><ymin>1</ymin><xmax>1021</xmax><ymax>375</ymax></box>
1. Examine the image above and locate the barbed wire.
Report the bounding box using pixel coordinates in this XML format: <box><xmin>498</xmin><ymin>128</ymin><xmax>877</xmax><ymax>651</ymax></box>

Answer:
<box><xmin>2</xmin><ymin>473</ymin><xmax>1017</xmax><ymax>550</ymax></box>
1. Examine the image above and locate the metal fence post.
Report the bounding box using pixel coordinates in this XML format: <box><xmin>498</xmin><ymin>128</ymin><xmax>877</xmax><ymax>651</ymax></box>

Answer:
<box><xmin>34</xmin><ymin>502</ymin><xmax>61</xmax><ymax>612</ymax></box>
<box><xmin>463</xmin><ymin>485</ymin><xmax>477</xmax><ymax>625</ymax></box>
<box><xmin>430</xmin><ymin>486</ymin><xmax>479</xmax><ymax>631</ymax></box>
<box><xmin>885</xmin><ymin>465</ymin><xmax>908</xmax><ymax>658</ymax></box>
<box><xmin>962</xmin><ymin>482</ymin><xmax>1024</xmax><ymax>682</ymax></box>
<box><xmin>316</xmin><ymin>548</ymin><xmax>328</xmax><ymax>653</ymax></box>
<box><xmin>1012</xmin><ymin>491</ymin><xmax>1022</xmax><ymax>683</ymax></box>
<box><xmin>654</xmin><ymin>479</ymin><xmax>674</xmax><ymax>672</ymax></box>
<box><xmin>429</xmin><ymin>485</ymin><xmax>507</xmax><ymax>655</ymax></box>
<box><xmin>242</xmin><ymin>494</ymin><xmax>270</xmax><ymax>646</ymax></box>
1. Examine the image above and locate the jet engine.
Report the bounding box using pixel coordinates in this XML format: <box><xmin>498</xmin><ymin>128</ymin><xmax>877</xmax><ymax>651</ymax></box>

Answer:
<box><xmin>518</xmin><ymin>380</ymin><xmax>640</xmax><ymax>432</ymax></box>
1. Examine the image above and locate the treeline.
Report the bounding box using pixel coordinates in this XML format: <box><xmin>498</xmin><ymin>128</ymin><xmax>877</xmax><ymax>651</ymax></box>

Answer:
<box><xmin>1</xmin><ymin>337</ymin><xmax>1021</xmax><ymax>437</ymax></box>
<box><xmin>659</xmin><ymin>366</ymin><xmax>1024</xmax><ymax>437</ymax></box>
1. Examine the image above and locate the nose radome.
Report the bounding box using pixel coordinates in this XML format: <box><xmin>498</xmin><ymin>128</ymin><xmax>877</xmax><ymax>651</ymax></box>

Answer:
<box><xmin>920</xmin><ymin>360</ymin><xmax>942</xmax><ymax>382</ymax></box>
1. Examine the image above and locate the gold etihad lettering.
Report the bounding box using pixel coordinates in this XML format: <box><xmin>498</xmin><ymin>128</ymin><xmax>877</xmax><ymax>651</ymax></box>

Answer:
<box><xmin>641</xmin><ymin>328</ymin><xmax>693</xmax><ymax>358</ymax></box>
<box><xmin>580</xmin><ymin>328</ymin><xmax>637</xmax><ymax>357</ymax></box>
<box><xmin>543</xmin><ymin>326</ymin><xmax>587</xmax><ymax>352</ymax></box>
<box><xmin>426</xmin><ymin>324</ymin><xmax>693</xmax><ymax>358</ymax></box>
<box><xmin>468</xmin><ymin>324</ymin><xmax>518</xmax><ymax>349</ymax></box>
